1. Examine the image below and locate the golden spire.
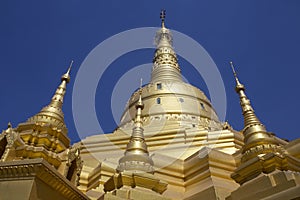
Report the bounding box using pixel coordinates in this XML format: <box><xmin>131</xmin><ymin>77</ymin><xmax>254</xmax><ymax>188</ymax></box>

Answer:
<box><xmin>151</xmin><ymin>10</ymin><xmax>182</xmax><ymax>83</ymax></box>
<box><xmin>160</xmin><ymin>9</ymin><xmax>166</xmax><ymax>28</ymax></box>
<box><xmin>117</xmin><ymin>79</ymin><xmax>154</xmax><ymax>173</ymax></box>
<box><xmin>230</xmin><ymin>62</ymin><xmax>279</xmax><ymax>160</ymax></box>
<box><xmin>7</xmin><ymin>122</ymin><xmax>12</xmax><ymax>129</ymax></box>
<box><xmin>27</xmin><ymin>61</ymin><xmax>73</xmax><ymax>134</ymax></box>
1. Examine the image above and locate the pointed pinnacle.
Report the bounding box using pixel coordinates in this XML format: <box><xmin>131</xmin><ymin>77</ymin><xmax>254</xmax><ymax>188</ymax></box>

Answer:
<box><xmin>136</xmin><ymin>78</ymin><xmax>144</xmax><ymax>109</ymax></box>
<box><xmin>230</xmin><ymin>61</ymin><xmax>237</xmax><ymax>77</ymax></box>
<box><xmin>66</xmin><ymin>60</ymin><xmax>73</xmax><ymax>75</ymax></box>
<box><xmin>61</xmin><ymin>60</ymin><xmax>73</xmax><ymax>83</ymax></box>
<box><xmin>140</xmin><ymin>78</ymin><xmax>143</xmax><ymax>90</ymax></box>
<box><xmin>230</xmin><ymin>61</ymin><xmax>240</xmax><ymax>82</ymax></box>
<box><xmin>160</xmin><ymin>9</ymin><xmax>166</xmax><ymax>28</ymax></box>
<box><xmin>229</xmin><ymin>61</ymin><xmax>244</xmax><ymax>92</ymax></box>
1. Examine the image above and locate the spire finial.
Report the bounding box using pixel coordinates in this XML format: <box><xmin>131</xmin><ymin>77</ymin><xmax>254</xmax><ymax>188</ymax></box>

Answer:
<box><xmin>61</xmin><ymin>60</ymin><xmax>73</xmax><ymax>83</ymax></box>
<box><xmin>137</xmin><ymin>78</ymin><xmax>144</xmax><ymax>109</ymax></box>
<box><xmin>66</xmin><ymin>60</ymin><xmax>73</xmax><ymax>75</ymax></box>
<box><xmin>229</xmin><ymin>61</ymin><xmax>245</xmax><ymax>92</ymax></box>
<box><xmin>229</xmin><ymin>61</ymin><xmax>237</xmax><ymax>78</ymax></box>
<box><xmin>160</xmin><ymin>9</ymin><xmax>166</xmax><ymax>28</ymax></box>
<box><xmin>140</xmin><ymin>78</ymin><xmax>143</xmax><ymax>90</ymax></box>
<box><xmin>230</xmin><ymin>61</ymin><xmax>239</xmax><ymax>83</ymax></box>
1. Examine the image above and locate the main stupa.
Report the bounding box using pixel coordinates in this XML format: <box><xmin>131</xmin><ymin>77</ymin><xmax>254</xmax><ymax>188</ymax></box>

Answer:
<box><xmin>0</xmin><ymin>11</ymin><xmax>299</xmax><ymax>200</ymax></box>
<box><xmin>78</xmin><ymin>11</ymin><xmax>299</xmax><ymax>200</ymax></box>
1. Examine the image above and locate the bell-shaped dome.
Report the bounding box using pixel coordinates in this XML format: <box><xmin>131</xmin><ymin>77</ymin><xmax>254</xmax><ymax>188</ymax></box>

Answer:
<box><xmin>118</xmin><ymin>20</ymin><xmax>222</xmax><ymax>133</ymax></box>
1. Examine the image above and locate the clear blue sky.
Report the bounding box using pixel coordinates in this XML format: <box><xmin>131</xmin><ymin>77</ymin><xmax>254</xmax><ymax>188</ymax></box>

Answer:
<box><xmin>1</xmin><ymin>1</ymin><xmax>299</xmax><ymax>143</ymax></box>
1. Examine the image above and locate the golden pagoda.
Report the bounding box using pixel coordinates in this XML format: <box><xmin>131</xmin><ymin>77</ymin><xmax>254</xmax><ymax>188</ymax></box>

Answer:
<box><xmin>0</xmin><ymin>62</ymin><xmax>88</xmax><ymax>200</ymax></box>
<box><xmin>226</xmin><ymin>62</ymin><xmax>300</xmax><ymax>200</ymax></box>
<box><xmin>0</xmin><ymin>11</ymin><xmax>300</xmax><ymax>200</ymax></box>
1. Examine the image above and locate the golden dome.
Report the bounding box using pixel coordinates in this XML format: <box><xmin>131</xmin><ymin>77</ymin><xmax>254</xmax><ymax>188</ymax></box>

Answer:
<box><xmin>118</xmin><ymin>16</ymin><xmax>221</xmax><ymax>133</ymax></box>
